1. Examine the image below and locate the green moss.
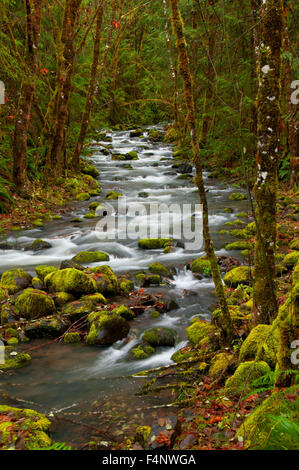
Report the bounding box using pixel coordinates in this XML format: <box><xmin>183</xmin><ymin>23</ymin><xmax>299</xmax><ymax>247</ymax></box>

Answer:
<box><xmin>237</xmin><ymin>386</ymin><xmax>299</xmax><ymax>449</ymax></box>
<box><xmin>148</xmin><ymin>262</ymin><xmax>170</xmax><ymax>276</ymax></box>
<box><xmin>191</xmin><ymin>257</ymin><xmax>211</xmax><ymax>275</ymax></box>
<box><xmin>62</xmin><ymin>300</ymin><xmax>94</xmax><ymax>321</ymax></box>
<box><xmin>246</xmin><ymin>222</ymin><xmax>256</xmax><ymax>233</ymax></box>
<box><xmin>185</xmin><ymin>319</ymin><xmax>215</xmax><ymax>346</ymax></box>
<box><xmin>32</xmin><ymin>219</ymin><xmax>44</xmax><ymax>227</ymax></box>
<box><xmin>229</xmin><ymin>229</ymin><xmax>251</xmax><ymax>239</ymax></box>
<box><xmin>239</xmin><ymin>324</ymin><xmax>279</xmax><ymax>368</ymax></box>
<box><xmin>293</xmin><ymin>260</ymin><xmax>299</xmax><ymax>285</ymax></box>
<box><xmin>0</xmin><ymin>405</ymin><xmax>51</xmax><ymax>450</ymax></box>
<box><xmin>52</xmin><ymin>215</ymin><xmax>61</xmax><ymax>220</ymax></box>
<box><xmin>223</xmin><ymin>266</ymin><xmax>251</xmax><ymax>287</ymax></box>
<box><xmin>209</xmin><ymin>352</ymin><xmax>234</xmax><ymax>379</ymax></box>
<box><xmin>135</xmin><ymin>426</ymin><xmax>152</xmax><ymax>447</ymax></box>
<box><xmin>150</xmin><ymin>310</ymin><xmax>160</xmax><ymax>318</ymax></box>
<box><xmin>24</xmin><ymin>316</ymin><xmax>68</xmax><ymax>339</ymax></box>
<box><xmin>283</xmin><ymin>251</ymin><xmax>299</xmax><ymax>268</ymax></box>
<box><xmin>75</xmin><ymin>192</ymin><xmax>90</xmax><ymax>201</ymax></box>
<box><xmin>130</xmin><ymin>345</ymin><xmax>155</xmax><ymax>360</ymax></box>
<box><xmin>136</xmin><ymin>273</ymin><xmax>146</xmax><ymax>286</ymax></box>
<box><xmin>171</xmin><ymin>347</ymin><xmax>196</xmax><ymax>363</ymax></box>
<box><xmin>147</xmin><ymin>274</ymin><xmax>161</xmax><ymax>285</ymax></box>
<box><xmin>138</xmin><ymin>238</ymin><xmax>172</xmax><ymax>249</ymax></box>
<box><xmin>32</xmin><ymin>277</ymin><xmax>43</xmax><ymax>290</ymax></box>
<box><xmin>225</xmin><ymin>241</ymin><xmax>251</xmax><ymax>251</ymax></box>
<box><xmin>119</xmin><ymin>279</ymin><xmax>134</xmax><ymax>294</ymax></box>
<box><xmin>15</xmin><ymin>289</ymin><xmax>56</xmax><ymax>320</ymax></box>
<box><xmin>72</xmin><ymin>251</ymin><xmax>109</xmax><ymax>263</ymax></box>
<box><xmin>225</xmin><ymin>219</ymin><xmax>245</xmax><ymax>227</ymax></box>
<box><xmin>89</xmin><ymin>201</ymin><xmax>101</xmax><ymax>210</ymax></box>
<box><xmin>163</xmin><ymin>127</ymin><xmax>178</xmax><ymax>143</ymax></box>
<box><xmin>0</xmin><ymin>268</ymin><xmax>32</xmax><ymax>294</ymax></box>
<box><xmin>125</xmin><ymin>151</ymin><xmax>138</xmax><ymax>160</ymax></box>
<box><xmin>112</xmin><ymin>305</ymin><xmax>134</xmax><ymax>320</ymax></box>
<box><xmin>82</xmin><ymin>164</ymin><xmax>100</xmax><ymax>179</ymax></box>
<box><xmin>106</xmin><ymin>191</ymin><xmax>122</xmax><ymax>200</ymax></box>
<box><xmin>52</xmin><ymin>291</ymin><xmax>75</xmax><ymax>308</ymax></box>
<box><xmin>218</xmin><ymin>230</ymin><xmax>228</xmax><ymax>235</ymax></box>
<box><xmin>35</xmin><ymin>265</ymin><xmax>58</xmax><ymax>281</ymax></box>
<box><xmin>6</xmin><ymin>337</ymin><xmax>19</xmax><ymax>345</ymax></box>
<box><xmin>83</xmin><ymin>212</ymin><xmax>98</xmax><ymax>219</ymax></box>
<box><xmin>0</xmin><ymin>287</ymin><xmax>6</xmax><ymax>302</ymax></box>
<box><xmin>236</xmin><ymin>212</ymin><xmax>248</xmax><ymax>218</ymax></box>
<box><xmin>80</xmin><ymin>293</ymin><xmax>107</xmax><ymax>304</ymax></box>
<box><xmin>88</xmin><ymin>265</ymin><xmax>118</xmax><ymax>296</ymax></box>
<box><xmin>86</xmin><ymin>312</ymin><xmax>130</xmax><ymax>346</ymax></box>
<box><xmin>0</xmin><ymin>348</ymin><xmax>31</xmax><ymax>371</ymax></box>
<box><xmin>64</xmin><ymin>332</ymin><xmax>81</xmax><ymax>344</ymax></box>
<box><xmin>224</xmin><ymin>361</ymin><xmax>271</xmax><ymax>395</ymax></box>
<box><xmin>148</xmin><ymin>129</ymin><xmax>164</xmax><ymax>142</ymax></box>
<box><xmin>142</xmin><ymin>327</ymin><xmax>177</xmax><ymax>346</ymax></box>
<box><xmin>229</xmin><ymin>192</ymin><xmax>246</xmax><ymax>201</ymax></box>
<box><xmin>44</xmin><ymin>269</ymin><xmax>97</xmax><ymax>296</ymax></box>
<box><xmin>224</xmin><ymin>207</ymin><xmax>234</xmax><ymax>213</ymax></box>
<box><xmin>289</xmin><ymin>239</ymin><xmax>299</xmax><ymax>250</ymax></box>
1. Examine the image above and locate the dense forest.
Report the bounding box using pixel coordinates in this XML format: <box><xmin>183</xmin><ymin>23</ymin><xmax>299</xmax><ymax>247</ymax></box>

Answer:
<box><xmin>0</xmin><ymin>0</ymin><xmax>298</xmax><ymax>454</ymax></box>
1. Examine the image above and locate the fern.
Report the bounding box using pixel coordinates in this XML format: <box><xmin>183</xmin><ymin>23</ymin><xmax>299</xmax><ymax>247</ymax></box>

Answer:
<box><xmin>38</xmin><ymin>442</ymin><xmax>72</xmax><ymax>451</ymax></box>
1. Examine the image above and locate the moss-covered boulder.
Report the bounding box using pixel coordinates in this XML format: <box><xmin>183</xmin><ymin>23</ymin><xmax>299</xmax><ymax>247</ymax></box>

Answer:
<box><xmin>72</xmin><ymin>251</ymin><xmax>109</xmax><ymax>264</ymax></box>
<box><xmin>229</xmin><ymin>192</ymin><xmax>246</xmax><ymax>201</ymax></box>
<box><xmin>64</xmin><ymin>332</ymin><xmax>81</xmax><ymax>344</ymax></box>
<box><xmin>0</xmin><ymin>348</ymin><xmax>31</xmax><ymax>371</ymax></box>
<box><xmin>35</xmin><ymin>265</ymin><xmax>58</xmax><ymax>281</ymax></box>
<box><xmin>148</xmin><ymin>262</ymin><xmax>170</xmax><ymax>277</ymax></box>
<box><xmin>80</xmin><ymin>293</ymin><xmax>107</xmax><ymax>304</ymax></box>
<box><xmin>237</xmin><ymin>386</ymin><xmax>299</xmax><ymax>449</ymax></box>
<box><xmin>229</xmin><ymin>228</ymin><xmax>251</xmax><ymax>239</ymax></box>
<box><xmin>88</xmin><ymin>265</ymin><xmax>118</xmax><ymax>296</ymax></box>
<box><xmin>130</xmin><ymin>129</ymin><xmax>143</xmax><ymax>137</ymax></box>
<box><xmin>0</xmin><ymin>287</ymin><xmax>6</xmax><ymax>302</ymax></box>
<box><xmin>148</xmin><ymin>129</ymin><xmax>164</xmax><ymax>142</ymax></box>
<box><xmin>0</xmin><ymin>405</ymin><xmax>52</xmax><ymax>450</ymax></box>
<box><xmin>60</xmin><ymin>260</ymin><xmax>84</xmax><ymax>271</ymax></box>
<box><xmin>289</xmin><ymin>239</ymin><xmax>299</xmax><ymax>250</ymax></box>
<box><xmin>283</xmin><ymin>251</ymin><xmax>299</xmax><ymax>268</ymax></box>
<box><xmin>164</xmin><ymin>127</ymin><xmax>178</xmax><ymax>143</ymax></box>
<box><xmin>86</xmin><ymin>312</ymin><xmax>130</xmax><ymax>346</ymax></box>
<box><xmin>142</xmin><ymin>327</ymin><xmax>177</xmax><ymax>347</ymax></box>
<box><xmin>186</xmin><ymin>318</ymin><xmax>216</xmax><ymax>346</ymax></box>
<box><xmin>44</xmin><ymin>269</ymin><xmax>97</xmax><ymax>297</ymax></box>
<box><xmin>119</xmin><ymin>279</ymin><xmax>134</xmax><ymax>294</ymax></box>
<box><xmin>31</xmin><ymin>277</ymin><xmax>44</xmax><ymax>290</ymax></box>
<box><xmin>125</xmin><ymin>151</ymin><xmax>138</xmax><ymax>160</ymax></box>
<box><xmin>239</xmin><ymin>324</ymin><xmax>279</xmax><ymax>368</ymax></box>
<box><xmin>111</xmin><ymin>305</ymin><xmax>134</xmax><ymax>320</ymax></box>
<box><xmin>138</xmin><ymin>238</ymin><xmax>172</xmax><ymax>250</ymax></box>
<box><xmin>130</xmin><ymin>344</ymin><xmax>155</xmax><ymax>360</ymax></box>
<box><xmin>225</xmin><ymin>241</ymin><xmax>252</xmax><ymax>251</ymax></box>
<box><xmin>224</xmin><ymin>361</ymin><xmax>271</xmax><ymax>395</ymax></box>
<box><xmin>191</xmin><ymin>257</ymin><xmax>211</xmax><ymax>275</ymax></box>
<box><xmin>62</xmin><ymin>300</ymin><xmax>94</xmax><ymax>322</ymax></box>
<box><xmin>223</xmin><ymin>266</ymin><xmax>251</xmax><ymax>287</ymax></box>
<box><xmin>208</xmin><ymin>352</ymin><xmax>235</xmax><ymax>379</ymax></box>
<box><xmin>0</xmin><ymin>268</ymin><xmax>32</xmax><ymax>294</ymax></box>
<box><xmin>83</xmin><ymin>212</ymin><xmax>98</xmax><ymax>219</ymax></box>
<box><xmin>75</xmin><ymin>192</ymin><xmax>90</xmax><ymax>201</ymax></box>
<box><xmin>52</xmin><ymin>291</ymin><xmax>75</xmax><ymax>308</ymax></box>
<box><xmin>82</xmin><ymin>164</ymin><xmax>100</xmax><ymax>179</ymax></box>
<box><xmin>106</xmin><ymin>190</ymin><xmax>122</xmax><ymax>200</ymax></box>
<box><xmin>24</xmin><ymin>315</ymin><xmax>69</xmax><ymax>339</ymax></box>
<box><xmin>26</xmin><ymin>239</ymin><xmax>52</xmax><ymax>252</ymax></box>
<box><xmin>15</xmin><ymin>289</ymin><xmax>56</xmax><ymax>320</ymax></box>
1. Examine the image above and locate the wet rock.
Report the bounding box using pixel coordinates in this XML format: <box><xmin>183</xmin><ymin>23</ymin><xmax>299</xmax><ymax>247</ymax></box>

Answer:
<box><xmin>129</xmin><ymin>129</ymin><xmax>143</xmax><ymax>138</ymax></box>
<box><xmin>0</xmin><ymin>268</ymin><xmax>32</xmax><ymax>295</ymax></box>
<box><xmin>71</xmin><ymin>251</ymin><xmax>109</xmax><ymax>264</ymax></box>
<box><xmin>142</xmin><ymin>327</ymin><xmax>177</xmax><ymax>347</ymax></box>
<box><xmin>86</xmin><ymin>311</ymin><xmax>130</xmax><ymax>346</ymax></box>
<box><xmin>177</xmin><ymin>162</ymin><xmax>193</xmax><ymax>174</ymax></box>
<box><xmin>62</xmin><ymin>300</ymin><xmax>94</xmax><ymax>321</ymax></box>
<box><xmin>1</xmin><ymin>303</ymin><xmax>18</xmax><ymax>325</ymax></box>
<box><xmin>25</xmin><ymin>239</ymin><xmax>52</xmax><ymax>252</ymax></box>
<box><xmin>60</xmin><ymin>260</ymin><xmax>84</xmax><ymax>271</ymax></box>
<box><xmin>35</xmin><ymin>265</ymin><xmax>58</xmax><ymax>281</ymax></box>
<box><xmin>44</xmin><ymin>268</ymin><xmax>97</xmax><ymax>297</ymax></box>
<box><xmin>15</xmin><ymin>288</ymin><xmax>56</xmax><ymax>320</ymax></box>
<box><xmin>148</xmin><ymin>129</ymin><xmax>164</xmax><ymax>142</ymax></box>
<box><xmin>138</xmin><ymin>192</ymin><xmax>149</xmax><ymax>198</ymax></box>
<box><xmin>24</xmin><ymin>315</ymin><xmax>70</xmax><ymax>339</ymax></box>
<box><xmin>88</xmin><ymin>265</ymin><xmax>118</xmax><ymax>296</ymax></box>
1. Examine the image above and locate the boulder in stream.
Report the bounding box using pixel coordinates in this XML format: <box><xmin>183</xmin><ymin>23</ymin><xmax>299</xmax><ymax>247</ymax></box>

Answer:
<box><xmin>142</xmin><ymin>327</ymin><xmax>177</xmax><ymax>347</ymax></box>
<box><xmin>44</xmin><ymin>268</ymin><xmax>97</xmax><ymax>297</ymax></box>
<box><xmin>86</xmin><ymin>311</ymin><xmax>130</xmax><ymax>346</ymax></box>
<box><xmin>15</xmin><ymin>288</ymin><xmax>56</xmax><ymax>320</ymax></box>
<box><xmin>0</xmin><ymin>268</ymin><xmax>32</xmax><ymax>295</ymax></box>
<box><xmin>25</xmin><ymin>239</ymin><xmax>52</xmax><ymax>252</ymax></box>
<box><xmin>72</xmin><ymin>251</ymin><xmax>109</xmax><ymax>263</ymax></box>
<box><xmin>87</xmin><ymin>265</ymin><xmax>118</xmax><ymax>296</ymax></box>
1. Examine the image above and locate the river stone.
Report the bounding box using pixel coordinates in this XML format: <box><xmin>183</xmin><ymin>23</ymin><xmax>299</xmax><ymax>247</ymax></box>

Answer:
<box><xmin>142</xmin><ymin>327</ymin><xmax>177</xmax><ymax>347</ymax></box>
<box><xmin>0</xmin><ymin>268</ymin><xmax>32</xmax><ymax>295</ymax></box>
<box><xmin>60</xmin><ymin>260</ymin><xmax>84</xmax><ymax>271</ymax></box>
<box><xmin>44</xmin><ymin>268</ymin><xmax>97</xmax><ymax>297</ymax></box>
<box><xmin>15</xmin><ymin>288</ymin><xmax>56</xmax><ymax>320</ymax></box>
<box><xmin>24</xmin><ymin>315</ymin><xmax>70</xmax><ymax>339</ymax></box>
<box><xmin>88</xmin><ymin>265</ymin><xmax>118</xmax><ymax>296</ymax></box>
<box><xmin>62</xmin><ymin>300</ymin><xmax>94</xmax><ymax>321</ymax></box>
<box><xmin>35</xmin><ymin>265</ymin><xmax>58</xmax><ymax>281</ymax></box>
<box><xmin>177</xmin><ymin>162</ymin><xmax>193</xmax><ymax>174</ymax></box>
<box><xmin>25</xmin><ymin>239</ymin><xmax>52</xmax><ymax>252</ymax></box>
<box><xmin>71</xmin><ymin>251</ymin><xmax>109</xmax><ymax>264</ymax></box>
<box><xmin>86</xmin><ymin>312</ymin><xmax>130</xmax><ymax>346</ymax></box>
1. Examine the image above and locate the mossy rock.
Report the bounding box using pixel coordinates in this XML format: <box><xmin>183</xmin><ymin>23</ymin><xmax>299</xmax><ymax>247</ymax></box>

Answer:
<box><xmin>80</xmin><ymin>293</ymin><xmax>107</xmax><ymax>304</ymax></box>
<box><xmin>225</xmin><ymin>219</ymin><xmax>245</xmax><ymax>227</ymax></box>
<box><xmin>148</xmin><ymin>129</ymin><xmax>164</xmax><ymax>142</ymax></box>
<box><xmin>52</xmin><ymin>291</ymin><xmax>75</xmax><ymax>308</ymax></box>
<box><xmin>0</xmin><ymin>348</ymin><xmax>31</xmax><ymax>371</ymax></box>
<box><xmin>86</xmin><ymin>312</ymin><xmax>130</xmax><ymax>346</ymax></box>
<box><xmin>218</xmin><ymin>230</ymin><xmax>228</xmax><ymax>235</ymax></box>
<box><xmin>35</xmin><ymin>265</ymin><xmax>58</xmax><ymax>281</ymax></box>
<box><xmin>26</xmin><ymin>239</ymin><xmax>52</xmax><ymax>252</ymax></box>
<box><xmin>0</xmin><ymin>287</ymin><xmax>6</xmax><ymax>302</ymax></box>
<box><xmin>24</xmin><ymin>315</ymin><xmax>69</xmax><ymax>339</ymax></box>
<box><xmin>142</xmin><ymin>327</ymin><xmax>177</xmax><ymax>347</ymax></box>
<box><xmin>60</xmin><ymin>260</ymin><xmax>84</xmax><ymax>271</ymax></box>
<box><xmin>112</xmin><ymin>305</ymin><xmax>134</xmax><ymax>320</ymax></box>
<box><xmin>191</xmin><ymin>257</ymin><xmax>211</xmax><ymax>275</ymax></box>
<box><xmin>229</xmin><ymin>229</ymin><xmax>251</xmax><ymax>239</ymax></box>
<box><xmin>129</xmin><ymin>129</ymin><xmax>143</xmax><ymax>137</ymax></box>
<box><xmin>125</xmin><ymin>151</ymin><xmax>138</xmax><ymax>160</ymax></box>
<box><xmin>72</xmin><ymin>251</ymin><xmax>109</xmax><ymax>264</ymax></box>
<box><xmin>148</xmin><ymin>262</ymin><xmax>170</xmax><ymax>277</ymax></box>
<box><xmin>239</xmin><ymin>324</ymin><xmax>279</xmax><ymax>368</ymax></box>
<box><xmin>32</xmin><ymin>277</ymin><xmax>44</xmax><ymax>290</ymax></box>
<box><xmin>163</xmin><ymin>127</ymin><xmax>177</xmax><ymax>143</ymax></box>
<box><xmin>224</xmin><ymin>207</ymin><xmax>234</xmax><ymax>213</ymax></box>
<box><xmin>44</xmin><ymin>269</ymin><xmax>96</xmax><ymax>297</ymax></box>
<box><xmin>283</xmin><ymin>251</ymin><xmax>299</xmax><ymax>268</ymax></box>
<box><xmin>246</xmin><ymin>222</ymin><xmax>256</xmax><ymax>234</ymax></box>
<box><xmin>62</xmin><ymin>300</ymin><xmax>94</xmax><ymax>322</ymax></box>
<box><xmin>106</xmin><ymin>190</ymin><xmax>123</xmax><ymax>200</ymax></box>
<box><xmin>208</xmin><ymin>352</ymin><xmax>235</xmax><ymax>379</ymax></box>
<box><xmin>225</xmin><ymin>241</ymin><xmax>251</xmax><ymax>251</ymax></box>
<box><xmin>89</xmin><ymin>201</ymin><xmax>101</xmax><ymax>210</ymax></box>
<box><xmin>171</xmin><ymin>346</ymin><xmax>197</xmax><ymax>363</ymax></box>
<box><xmin>88</xmin><ymin>265</ymin><xmax>118</xmax><ymax>296</ymax></box>
<box><xmin>64</xmin><ymin>332</ymin><xmax>81</xmax><ymax>344</ymax></box>
<box><xmin>236</xmin><ymin>212</ymin><xmax>248</xmax><ymax>218</ymax></box>
<box><xmin>15</xmin><ymin>289</ymin><xmax>56</xmax><ymax>320</ymax></box>
<box><xmin>293</xmin><ymin>260</ymin><xmax>299</xmax><ymax>285</ymax></box>
<box><xmin>237</xmin><ymin>386</ymin><xmax>299</xmax><ymax>449</ymax></box>
<box><xmin>119</xmin><ymin>279</ymin><xmax>134</xmax><ymax>294</ymax></box>
<box><xmin>138</xmin><ymin>238</ymin><xmax>172</xmax><ymax>250</ymax></box>
<box><xmin>223</xmin><ymin>266</ymin><xmax>251</xmax><ymax>287</ymax></box>
<box><xmin>75</xmin><ymin>192</ymin><xmax>90</xmax><ymax>201</ymax></box>
<box><xmin>224</xmin><ymin>361</ymin><xmax>271</xmax><ymax>395</ymax></box>
<box><xmin>83</xmin><ymin>212</ymin><xmax>98</xmax><ymax>219</ymax></box>
<box><xmin>136</xmin><ymin>273</ymin><xmax>146</xmax><ymax>286</ymax></box>
<box><xmin>1</xmin><ymin>303</ymin><xmax>17</xmax><ymax>325</ymax></box>
<box><xmin>7</xmin><ymin>337</ymin><xmax>19</xmax><ymax>345</ymax></box>
<box><xmin>186</xmin><ymin>319</ymin><xmax>217</xmax><ymax>346</ymax></box>
<box><xmin>147</xmin><ymin>274</ymin><xmax>162</xmax><ymax>285</ymax></box>
<box><xmin>229</xmin><ymin>192</ymin><xmax>246</xmax><ymax>201</ymax></box>
<box><xmin>71</xmin><ymin>217</ymin><xmax>82</xmax><ymax>223</ymax></box>
<box><xmin>0</xmin><ymin>405</ymin><xmax>51</xmax><ymax>450</ymax></box>
<box><xmin>32</xmin><ymin>219</ymin><xmax>44</xmax><ymax>227</ymax></box>
<box><xmin>82</xmin><ymin>164</ymin><xmax>100</xmax><ymax>179</ymax></box>
<box><xmin>0</xmin><ymin>268</ymin><xmax>32</xmax><ymax>294</ymax></box>
<box><xmin>289</xmin><ymin>239</ymin><xmax>299</xmax><ymax>250</ymax></box>
<box><xmin>52</xmin><ymin>215</ymin><xmax>61</xmax><ymax>220</ymax></box>
<box><xmin>130</xmin><ymin>344</ymin><xmax>155</xmax><ymax>360</ymax></box>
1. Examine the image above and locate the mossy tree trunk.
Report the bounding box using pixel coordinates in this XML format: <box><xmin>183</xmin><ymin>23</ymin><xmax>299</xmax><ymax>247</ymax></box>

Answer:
<box><xmin>169</xmin><ymin>0</ymin><xmax>233</xmax><ymax>342</ymax></box>
<box><xmin>72</xmin><ymin>2</ymin><xmax>105</xmax><ymax>170</ymax></box>
<box><xmin>252</xmin><ymin>0</ymin><xmax>283</xmax><ymax>324</ymax></box>
<box><xmin>12</xmin><ymin>0</ymin><xmax>42</xmax><ymax>191</ymax></box>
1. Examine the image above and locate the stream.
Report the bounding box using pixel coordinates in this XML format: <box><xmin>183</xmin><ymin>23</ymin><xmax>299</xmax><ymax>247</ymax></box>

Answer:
<box><xmin>0</xmin><ymin>127</ymin><xmax>249</xmax><ymax>447</ymax></box>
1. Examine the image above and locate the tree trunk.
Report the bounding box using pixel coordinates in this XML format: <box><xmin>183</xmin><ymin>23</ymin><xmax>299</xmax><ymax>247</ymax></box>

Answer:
<box><xmin>72</xmin><ymin>3</ymin><xmax>105</xmax><ymax>170</ymax></box>
<box><xmin>12</xmin><ymin>0</ymin><xmax>42</xmax><ymax>191</ymax></box>
<box><xmin>252</xmin><ymin>0</ymin><xmax>283</xmax><ymax>324</ymax></box>
<box><xmin>169</xmin><ymin>0</ymin><xmax>233</xmax><ymax>342</ymax></box>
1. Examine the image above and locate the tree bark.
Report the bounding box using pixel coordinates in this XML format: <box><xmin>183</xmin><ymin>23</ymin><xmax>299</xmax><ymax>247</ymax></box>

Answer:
<box><xmin>169</xmin><ymin>0</ymin><xmax>233</xmax><ymax>342</ymax></box>
<box><xmin>252</xmin><ymin>0</ymin><xmax>283</xmax><ymax>324</ymax></box>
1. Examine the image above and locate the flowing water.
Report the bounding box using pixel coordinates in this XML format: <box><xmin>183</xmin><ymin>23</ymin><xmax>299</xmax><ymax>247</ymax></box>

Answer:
<box><xmin>0</xmin><ymin>127</ymin><xmax>249</xmax><ymax>447</ymax></box>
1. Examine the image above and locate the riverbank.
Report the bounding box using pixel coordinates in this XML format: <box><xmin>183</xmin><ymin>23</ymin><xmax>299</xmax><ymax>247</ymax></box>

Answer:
<box><xmin>0</xmin><ymin>127</ymin><xmax>298</xmax><ymax>450</ymax></box>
